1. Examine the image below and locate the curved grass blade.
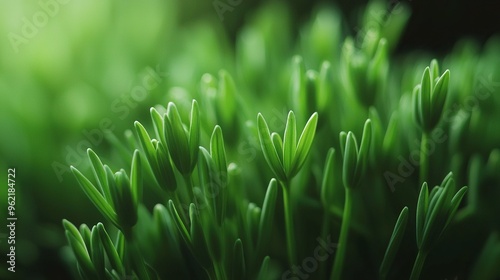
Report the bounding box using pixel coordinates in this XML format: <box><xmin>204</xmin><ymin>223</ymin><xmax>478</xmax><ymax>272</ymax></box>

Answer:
<box><xmin>232</xmin><ymin>239</ymin><xmax>246</xmax><ymax>280</ymax></box>
<box><xmin>87</xmin><ymin>149</ymin><xmax>109</xmax><ymax>201</ymax></box>
<box><xmin>290</xmin><ymin>112</ymin><xmax>318</xmax><ymax>176</ymax></box>
<box><xmin>70</xmin><ymin>166</ymin><xmax>119</xmax><ymax>227</ymax></box>
<box><xmin>189</xmin><ymin>100</ymin><xmax>200</xmax><ymax>171</ymax></box>
<box><xmin>257</xmin><ymin>113</ymin><xmax>286</xmax><ymax>181</ymax></box>
<box><xmin>257</xmin><ymin>179</ymin><xmax>278</xmax><ymax>254</ymax></box>
<box><xmin>283</xmin><ymin>111</ymin><xmax>297</xmax><ymax>176</ymax></box>
<box><xmin>97</xmin><ymin>223</ymin><xmax>125</xmax><ymax>276</ymax></box>
<box><xmin>379</xmin><ymin>207</ymin><xmax>409</xmax><ymax>279</ymax></box>
<box><xmin>130</xmin><ymin>149</ymin><xmax>142</xmax><ymax>205</ymax></box>
<box><xmin>416</xmin><ymin>182</ymin><xmax>429</xmax><ymax>248</ymax></box>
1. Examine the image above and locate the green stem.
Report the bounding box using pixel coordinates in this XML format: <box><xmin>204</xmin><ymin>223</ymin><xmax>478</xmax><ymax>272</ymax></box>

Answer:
<box><xmin>124</xmin><ymin>231</ymin><xmax>150</xmax><ymax>280</ymax></box>
<box><xmin>410</xmin><ymin>250</ymin><xmax>428</xmax><ymax>280</ymax></box>
<box><xmin>183</xmin><ymin>173</ymin><xmax>195</xmax><ymax>202</ymax></box>
<box><xmin>330</xmin><ymin>188</ymin><xmax>353</xmax><ymax>280</ymax></box>
<box><xmin>172</xmin><ymin>191</ymin><xmax>189</xmax><ymax>224</ymax></box>
<box><xmin>419</xmin><ymin>132</ymin><xmax>429</xmax><ymax>185</ymax></box>
<box><xmin>282</xmin><ymin>182</ymin><xmax>297</xmax><ymax>267</ymax></box>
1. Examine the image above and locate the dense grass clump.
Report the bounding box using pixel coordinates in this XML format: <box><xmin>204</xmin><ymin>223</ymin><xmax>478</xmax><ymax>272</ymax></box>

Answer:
<box><xmin>61</xmin><ymin>2</ymin><xmax>500</xmax><ymax>280</ymax></box>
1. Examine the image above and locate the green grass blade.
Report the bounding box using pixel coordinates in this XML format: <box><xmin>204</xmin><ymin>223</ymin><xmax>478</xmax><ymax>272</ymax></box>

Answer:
<box><xmin>257</xmin><ymin>113</ymin><xmax>286</xmax><ymax>182</ymax></box>
<box><xmin>257</xmin><ymin>179</ymin><xmax>278</xmax><ymax>254</ymax></box>
<box><xmin>283</xmin><ymin>111</ymin><xmax>297</xmax><ymax>176</ymax></box>
<box><xmin>87</xmin><ymin>148</ymin><xmax>109</xmax><ymax>201</ymax></box>
<box><xmin>130</xmin><ymin>149</ymin><xmax>142</xmax><ymax>205</ymax></box>
<box><xmin>70</xmin><ymin>166</ymin><xmax>119</xmax><ymax>227</ymax></box>
<box><xmin>189</xmin><ymin>100</ymin><xmax>200</xmax><ymax>172</ymax></box>
<box><xmin>290</xmin><ymin>112</ymin><xmax>318</xmax><ymax>177</ymax></box>
<box><xmin>97</xmin><ymin>223</ymin><xmax>125</xmax><ymax>276</ymax></box>
<box><xmin>416</xmin><ymin>182</ymin><xmax>429</xmax><ymax>248</ymax></box>
<box><xmin>379</xmin><ymin>206</ymin><xmax>409</xmax><ymax>279</ymax></box>
<box><xmin>231</xmin><ymin>239</ymin><xmax>246</xmax><ymax>280</ymax></box>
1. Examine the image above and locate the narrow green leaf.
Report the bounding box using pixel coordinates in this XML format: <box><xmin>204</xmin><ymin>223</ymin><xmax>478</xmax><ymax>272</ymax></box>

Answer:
<box><xmin>429</xmin><ymin>59</ymin><xmax>440</xmax><ymax>83</ymax></box>
<box><xmin>130</xmin><ymin>149</ymin><xmax>142</xmax><ymax>206</ymax></box>
<box><xmin>412</xmin><ymin>85</ymin><xmax>423</xmax><ymax>129</ymax></box>
<box><xmin>155</xmin><ymin>141</ymin><xmax>177</xmax><ymax>192</ymax></box>
<box><xmin>165</xmin><ymin>103</ymin><xmax>190</xmax><ymax>175</ymax></box>
<box><xmin>256</xmin><ymin>256</ymin><xmax>271</xmax><ymax>280</ymax></box>
<box><xmin>79</xmin><ymin>224</ymin><xmax>92</xmax><ymax>250</ymax></box>
<box><xmin>290</xmin><ymin>112</ymin><xmax>318</xmax><ymax>177</ymax></box>
<box><xmin>97</xmin><ymin>223</ymin><xmax>125</xmax><ymax>276</ymax></box>
<box><xmin>419</xmin><ymin>67</ymin><xmax>431</xmax><ymax>130</ymax></box>
<box><xmin>199</xmin><ymin>147</ymin><xmax>219</xmax><ymax>220</ymax></box>
<box><xmin>257</xmin><ymin>113</ymin><xmax>286</xmax><ymax>181</ymax></box>
<box><xmin>339</xmin><ymin>131</ymin><xmax>347</xmax><ymax>157</ymax></box>
<box><xmin>356</xmin><ymin>119</ymin><xmax>372</xmax><ymax>177</ymax></box>
<box><xmin>168</xmin><ymin>200</ymin><xmax>191</xmax><ymax>245</ymax></box>
<box><xmin>379</xmin><ymin>206</ymin><xmax>409</xmax><ymax>279</ymax></box>
<box><xmin>90</xmin><ymin>226</ymin><xmax>105</xmax><ymax>277</ymax></box>
<box><xmin>87</xmin><ymin>149</ymin><xmax>109</xmax><ymax>201</ymax></box>
<box><xmin>218</xmin><ymin>70</ymin><xmax>237</xmax><ymax>125</ymax></box>
<box><xmin>150</xmin><ymin>107</ymin><xmax>166</xmax><ymax>145</ymax></box>
<box><xmin>382</xmin><ymin>112</ymin><xmax>399</xmax><ymax>156</ymax></box>
<box><xmin>430</xmin><ymin>70</ymin><xmax>450</xmax><ymax>126</ymax></box>
<box><xmin>321</xmin><ymin>148</ymin><xmax>335</xmax><ymax>207</ymax></box>
<box><xmin>232</xmin><ymin>239</ymin><xmax>246</xmax><ymax>280</ymax></box>
<box><xmin>62</xmin><ymin>219</ymin><xmax>85</xmax><ymax>248</ymax></box>
<box><xmin>290</xmin><ymin>56</ymin><xmax>306</xmax><ymax>114</ymax></box>
<box><xmin>134</xmin><ymin>121</ymin><xmax>156</xmax><ymax>162</ymax></box>
<box><xmin>70</xmin><ymin>166</ymin><xmax>119</xmax><ymax>227</ymax></box>
<box><xmin>283</xmin><ymin>111</ymin><xmax>297</xmax><ymax>176</ymax></box>
<box><xmin>246</xmin><ymin>203</ymin><xmax>261</xmax><ymax>248</ymax></box>
<box><xmin>210</xmin><ymin>125</ymin><xmax>228</xmax><ymax>223</ymax></box>
<box><xmin>189</xmin><ymin>100</ymin><xmax>200</xmax><ymax>171</ymax></box>
<box><xmin>416</xmin><ymin>182</ymin><xmax>429</xmax><ymax>248</ymax></box>
<box><xmin>445</xmin><ymin>186</ymin><xmax>468</xmax><ymax>228</ymax></box>
<box><xmin>210</xmin><ymin>125</ymin><xmax>228</xmax><ymax>181</ymax></box>
<box><xmin>115</xmin><ymin>231</ymin><xmax>125</xmax><ymax>261</ymax></box>
<box><xmin>317</xmin><ymin>61</ymin><xmax>332</xmax><ymax>113</ymax></box>
<box><xmin>271</xmin><ymin>132</ymin><xmax>284</xmax><ymax>168</ymax></box>
<box><xmin>65</xmin><ymin>231</ymin><xmax>97</xmax><ymax>279</ymax></box>
<box><xmin>257</xmin><ymin>179</ymin><xmax>278</xmax><ymax>253</ymax></box>
<box><xmin>422</xmin><ymin>186</ymin><xmax>448</xmax><ymax>251</ymax></box>
<box><xmin>342</xmin><ymin>132</ymin><xmax>358</xmax><ymax>189</ymax></box>
<box><xmin>113</xmin><ymin>170</ymin><xmax>137</xmax><ymax>230</ymax></box>
<box><xmin>304</xmin><ymin>70</ymin><xmax>319</xmax><ymax>116</ymax></box>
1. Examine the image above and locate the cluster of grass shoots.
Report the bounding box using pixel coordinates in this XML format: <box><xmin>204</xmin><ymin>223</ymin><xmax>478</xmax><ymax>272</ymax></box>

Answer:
<box><xmin>62</xmin><ymin>2</ymin><xmax>500</xmax><ymax>280</ymax></box>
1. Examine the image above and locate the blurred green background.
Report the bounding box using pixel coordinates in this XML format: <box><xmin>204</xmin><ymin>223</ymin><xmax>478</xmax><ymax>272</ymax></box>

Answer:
<box><xmin>0</xmin><ymin>0</ymin><xmax>498</xmax><ymax>279</ymax></box>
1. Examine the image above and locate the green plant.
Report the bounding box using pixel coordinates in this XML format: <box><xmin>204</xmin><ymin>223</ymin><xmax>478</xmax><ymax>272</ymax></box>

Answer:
<box><xmin>58</xmin><ymin>2</ymin><xmax>500</xmax><ymax>280</ymax></box>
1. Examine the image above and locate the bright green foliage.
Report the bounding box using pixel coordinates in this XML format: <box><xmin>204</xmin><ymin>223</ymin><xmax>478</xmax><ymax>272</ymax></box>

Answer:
<box><xmin>413</xmin><ymin>60</ymin><xmax>451</xmax><ymax>133</ymax></box>
<box><xmin>379</xmin><ymin>207</ymin><xmax>409</xmax><ymax>279</ymax></box>
<box><xmin>164</xmin><ymin>100</ymin><xmax>200</xmax><ymax>176</ymax></box>
<box><xmin>340</xmin><ymin>119</ymin><xmax>372</xmax><ymax>189</ymax></box>
<box><xmin>54</xmin><ymin>2</ymin><xmax>500</xmax><ymax>280</ymax></box>
<box><xmin>411</xmin><ymin>173</ymin><xmax>468</xmax><ymax>279</ymax></box>
<box><xmin>257</xmin><ymin>111</ymin><xmax>318</xmax><ymax>183</ymax></box>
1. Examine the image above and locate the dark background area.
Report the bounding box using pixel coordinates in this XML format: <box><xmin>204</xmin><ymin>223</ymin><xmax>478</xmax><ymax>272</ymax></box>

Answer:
<box><xmin>218</xmin><ymin>0</ymin><xmax>500</xmax><ymax>54</ymax></box>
